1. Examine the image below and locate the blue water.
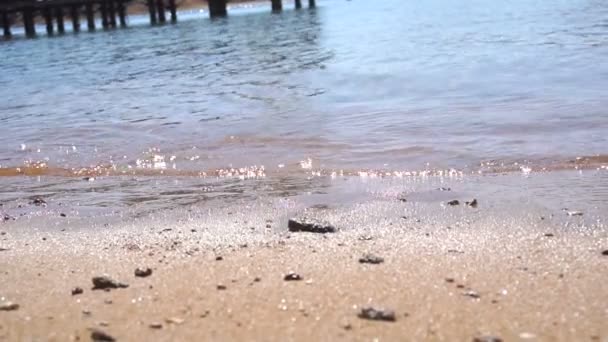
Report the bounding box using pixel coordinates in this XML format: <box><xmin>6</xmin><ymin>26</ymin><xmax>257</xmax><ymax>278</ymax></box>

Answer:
<box><xmin>1</xmin><ymin>0</ymin><xmax>607</xmax><ymax>175</ymax></box>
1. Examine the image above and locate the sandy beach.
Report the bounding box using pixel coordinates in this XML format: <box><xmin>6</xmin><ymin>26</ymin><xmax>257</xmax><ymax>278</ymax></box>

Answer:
<box><xmin>1</xmin><ymin>171</ymin><xmax>607</xmax><ymax>341</ymax></box>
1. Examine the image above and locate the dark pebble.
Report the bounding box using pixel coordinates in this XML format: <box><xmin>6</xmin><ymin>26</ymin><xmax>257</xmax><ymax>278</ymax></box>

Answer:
<box><xmin>447</xmin><ymin>200</ymin><xmax>460</xmax><ymax>206</ymax></box>
<box><xmin>288</xmin><ymin>217</ymin><xmax>336</xmax><ymax>234</ymax></box>
<box><xmin>60</xmin><ymin>213</ymin><xmax>67</xmax><ymax>217</ymax></box>
<box><xmin>445</xmin><ymin>278</ymin><xmax>455</xmax><ymax>283</ymax></box>
<box><xmin>473</xmin><ymin>336</ymin><xmax>503</xmax><ymax>342</ymax></box>
<box><xmin>284</xmin><ymin>272</ymin><xmax>302</xmax><ymax>281</ymax></box>
<box><xmin>602</xmin><ymin>250</ymin><xmax>608</xmax><ymax>256</ymax></box>
<box><xmin>149</xmin><ymin>322</ymin><xmax>163</xmax><ymax>329</ymax></box>
<box><xmin>90</xmin><ymin>328</ymin><xmax>116</xmax><ymax>342</ymax></box>
<box><xmin>217</xmin><ymin>284</ymin><xmax>227</xmax><ymax>290</ymax></box>
<box><xmin>134</xmin><ymin>267</ymin><xmax>153</xmax><ymax>278</ymax></box>
<box><xmin>465</xmin><ymin>199</ymin><xmax>478</xmax><ymax>207</ymax></box>
<box><xmin>544</xmin><ymin>233</ymin><xmax>555</xmax><ymax>237</ymax></box>
<box><xmin>357</xmin><ymin>307</ymin><xmax>396</xmax><ymax>322</ymax></box>
<box><xmin>0</xmin><ymin>302</ymin><xmax>19</xmax><ymax>311</ymax></box>
<box><xmin>215</xmin><ymin>256</ymin><xmax>223</xmax><ymax>261</ymax></box>
<box><xmin>92</xmin><ymin>276</ymin><xmax>129</xmax><ymax>290</ymax></box>
<box><xmin>463</xmin><ymin>290</ymin><xmax>481</xmax><ymax>299</ymax></box>
<box><xmin>253</xmin><ymin>277</ymin><xmax>261</xmax><ymax>282</ymax></box>
<box><xmin>72</xmin><ymin>287</ymin><xmax>84</xmax><ymax>296</ymax></box>
<box><xmin>359</xmin><ymin>254</ymin><xmax>384</xmax><ymax>264</ymax></box>
<box><xmin>31</xmin><ymin>197</ymin><xmax>47</xmax><ymax>206</ymax></box>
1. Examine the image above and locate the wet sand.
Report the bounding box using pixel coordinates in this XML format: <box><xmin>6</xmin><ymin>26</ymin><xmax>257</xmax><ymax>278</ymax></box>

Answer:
<box><xmin>1</xmin><ymin>171</ymin><xmax>607</xmax><ymax>341</ymax></box>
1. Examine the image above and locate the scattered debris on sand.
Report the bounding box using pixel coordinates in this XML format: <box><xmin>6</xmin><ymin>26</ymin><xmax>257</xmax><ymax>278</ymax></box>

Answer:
<box><xmin>288</xmin><ymin>217</ymin><xmax>336</xmax><ymax>233</ymax></box>
<box><xmin>473</xmin><ymin>336</ymin><xmax>503</xmax><ymax>342</ymax></box>
<box><xmin>359</xmin><ymin>254</ymin><xmax>384</xmax><ymax>264</ymax></box>
<box><xmin>466</xmin><ymin>199</ymin><xmax>478</xmax><ymax>207</ymax></box>
<box><xmin>357</xmin><ymin>307</ymin><xmax>396</xmax><ymax>322</ymax></box>
<box><xmin>566</xmin><ymin>210</ymin><xmax>583</xmax><ymax>216</ymax></box>
<box><xmin>165</xmin><ymin>317</ymin><xmax>185</xmax><ymax>325</ymax></box>
<box><xmin>134</xmin><ymin>267</ymin><xmax>153</xmax><ymax>278</ymax></box>
<box><xmin>447</xmin><ymin>200</ymin><xmax>460</xmax><ymax>206</ymax></box>
<box><xmin>0</xmin><ymin>302</ymin><xmax>19</xmax><ymax>311</ymax></box>
<box><xmin>31</xmin><ymin>197</ymin><xmax>47</xmax><ymax>206</ymax></box>
<box><xmin>89</xmin><ymin>328</ymin><xmax>116</xmax><ymax>342</ymax></box>
<box><xmin>284</xmin><ymin>272</ymin><xmax>303</xmax><ymax>281</ymax></box>
<box><xmin>92</xmin><ymin>276</ymin><xmax>129</xmax><ymax>290</ymax></box>
<box><xmin>463</xmin><ymin>290</ymin><xmax>481</xmax><ymax>299</ymax></box>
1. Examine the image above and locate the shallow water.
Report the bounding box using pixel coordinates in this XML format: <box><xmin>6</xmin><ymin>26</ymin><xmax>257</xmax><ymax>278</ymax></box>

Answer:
<box><xmin>1</xmin><ymin>0</ymin><xmax>608</xmax><ymax>214</ymax></box>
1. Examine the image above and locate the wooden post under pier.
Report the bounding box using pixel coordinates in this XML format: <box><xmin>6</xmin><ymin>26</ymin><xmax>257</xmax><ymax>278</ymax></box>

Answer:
<box><xmin>70</xmin><ymin>5</ymin><xmax>80</xmax><ymax>32</ymax></box>
<box><xmin>100</xmin><ymin>1</ymin><xmax>109</xmax><ymax>29</ymax></box>
<box><xmin>295</xmin><ymin>0</ymin><xmax>302</xmax><ymax>9</ymax></box>
<box><xmin>23</xmin><ymin>7</ymin><xmax>36</xmax><ymax>37</ymax></box>
<box><xmin>85</xmin><ymin>3</ymin><xmax>95</xmax><ymax>31</ymax></box>
<box><xmin>1</xmin><ymin>11</ymin><xmax>11</xmax><ymax>38</ymax></box>
<box><xmin>56</xmin><ymin>7</ymin><xmax>65</xmax><ymax>34</ymax></box>
<box><xmin>271</xmin><ymin>0</ymin><xmax>282</xmax><ymax>12</ymax></box>
<box><xmin>117</xmin><ymin>1</ymin><xmax>127</xmax><ymax>27</ymax></box>
<box><xmin>168</xmin><ymin>0</ymin><xmax>176</xmax><ymax>23</ymax></box>
<box><xmin>108</xmin><ymin>0</ymin><xmax>117</xmax><ymax>28</ymax></box>
<box><xmin>308</xmin><ymin>0</ymin><xmax>315</xmax><ymax>8</ymax></box>
<box><xmin>208</xmin><ymin>0</ymin><xmax>227</xmax><ymax>18</ymax></box>
<box><xmin>147</xmin><ymin>0</ymin><xmax>157</xmax><ymax>24</ymax></box>
<box><xmin>156</xmin><ymin>0</ymin><xmax>166</xmax><ymax>23</ymax></box>
<box><xmin>43</xmin><ymin>7</ymin><xmax>54</xmax><ymax>35</ymax></box>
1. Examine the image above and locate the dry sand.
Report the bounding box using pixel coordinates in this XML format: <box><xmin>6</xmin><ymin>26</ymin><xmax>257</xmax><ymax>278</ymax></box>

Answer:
<box><xmin>1</xmin><ymin>171</ymin><xmax>607</xmax><ymax>341</ymax></box>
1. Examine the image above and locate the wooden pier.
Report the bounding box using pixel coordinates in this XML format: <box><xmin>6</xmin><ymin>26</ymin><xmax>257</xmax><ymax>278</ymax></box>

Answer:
<box><xmin>0</xmin><ymin>0</ymin><xmax>316</xmax><ymax>39</ymax></box>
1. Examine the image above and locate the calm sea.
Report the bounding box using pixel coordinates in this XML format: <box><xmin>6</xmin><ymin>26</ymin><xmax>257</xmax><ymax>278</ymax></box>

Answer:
<box><xmin>1</xmin><ymin>0</ymin><xmax>607</xmax><ymax>213</ymax></box>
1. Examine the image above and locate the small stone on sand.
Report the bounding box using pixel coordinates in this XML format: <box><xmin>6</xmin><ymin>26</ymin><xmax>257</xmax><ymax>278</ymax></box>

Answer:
<box><xmin>358</xmin><ymin>307</ymin><xmax>396</xmax><ymax>322</ymax></box>
<box><xmin>134</xmin><ymin>267</ymin><xmax>152</xmax><ymax>277</ymax></box>
<box><xmin>465</xmin><ymin>199</ymin><xmax>478</xmax><ymax>207</ymax></box>
<box><xmin>165</xmin><ymin>317</ymin><xmax>185</xmax><ymax>325</ymax></box>
<box><xmin>284</xmin><ymin>272</ymin><xmax>302</xmax><ymax>281</ymax></box>
<box><xmin>0</xmin><ymin>302</ymin><xmax>19</xmax><ymax>311</ymax></box>
<box><xmin>473</xmin><ymin>336</ymin><xmax>503</xmax><ymax>342</ymax></box>
<box><xmin>149</xmin><ymin>322</ymin><xmax>163</xmax><ymax>329</ymax></box>
<box><xmin>359</xmin><ymin>254</ymin><xmax>384</xmax><ymax>264</ymax></box>
<box><xmin>447</xmin><ymin>200</ymin><xmax>460</xmax><ymax>206</ymax></box>
<box><xmin>72</xmin><ymin>287</ymin><xmax>84</xmax><ymax>295</ymax></box>
<box><xmin>92</xmin><ymin>276</ymin><xmax>129</xmax><ymax>290</ymax></box>
<box><xmin>288</xmin><ymin>217</ymin><xmax>336</xmax><ymax>233</ymax></box>
<box><xmin>90</xmin><ymin>328</ymin><xmax>115</xmax><ymax>342</ymax></box>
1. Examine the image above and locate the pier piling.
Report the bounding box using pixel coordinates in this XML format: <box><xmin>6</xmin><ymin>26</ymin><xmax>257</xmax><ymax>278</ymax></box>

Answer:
<box><xmin>71</xmin><ymin>5</ymin><xmax>80</xmax><ymax>32</ymax></box>
<box><xmin>308</xmin><ymin>0</ymin><xmax>315</xmax><ymax>8</ymax></box>
<box><xmin>156</xmin><ymin>0</ymin><xmax>166</xmax><ymax>23</ymax></box>
<box><xmin>108</xmin><ymin>0</ymin><xmax>117</xmax><ymax>28</ymax></box>
<box><xmin>43</xmin><ymin>8</ymin><xmax>54</xmax><ymax>35</ymax></box>
<box><xmin>56</xmin><ymin>7</ymin><xmax>65</xmax><ymax>34</ymax></box>
<box><xmin>271</xmin><ymin>0</ymin><xmax>282</xmax><ymax>12</ymax></box>
<box><xmin>100</xmin><ymin>1</ymin><xmax>109</xmax><ymax>29</ymax></box>
<box><xmin>118</xmin><ymin>1</ymin><xmax>127</xmax><ymax>27</ymax></box>
<box><xmin>168</xmin><ymin>0</ymin><xmax>176</xmax><ymax>22</ymax></box>
<box><xmin>23</xmin><ymin>7</ymin><xmax>36</xmax><ymax>37</ymax></box>
<box><xmin>85</xmin><ymin>3</ymin><xmax>95</xmax><ymax>31</ymax></box>
<box><xmin>295</xmin><ymin>0</ymin><xmax>302</xmax><ymax>9</ymax></box>
<box><xmin>147</xmin><ymin>0</ymin><xmax>157</xmax><ymax>24</ymax></box>
<box><xmin>208</xmin><ymin>0</ymin><xmax>227</xmax><ymax>18</ymax></box>
<box><xmin>1</xmin><ymin>11</ymin><xmax>10</xmax><ymax>38</ymax></box>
